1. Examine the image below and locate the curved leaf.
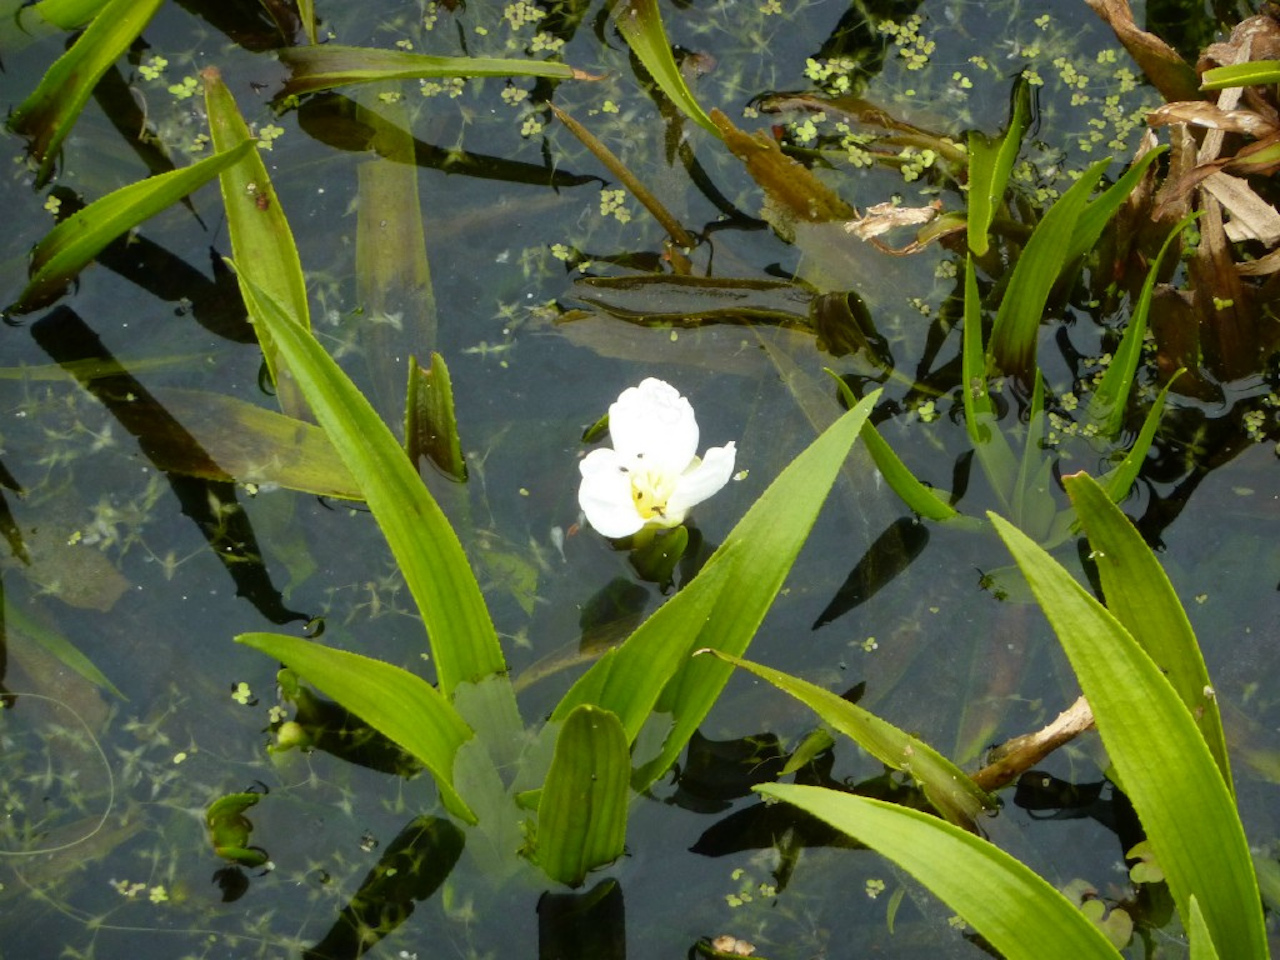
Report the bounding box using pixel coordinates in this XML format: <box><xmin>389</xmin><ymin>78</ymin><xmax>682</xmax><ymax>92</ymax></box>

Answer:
<box><xmin>710</xmin><ymin>652</ymin><xmax>996</xmax><ymax>827</ymax></box>
<box><xmin>236</xmin><ymin>631</ymin><xmax>475</xmax><ymax>822</ymax></box>
<box><xmin>234</xmin><ymin>274</ymin><xmax>509</xmax><ymax>695</ymax></box>
<box><xmin>10</xmin><ymin>140</ymin><xmax>255</xmax><ymax>314</ymax></box>
<box><xmin>8</xmin><ymin>0</ymin><xmax>165</xmax><ymax>185</ymax></box>
<box><xmin>1063</xmin><ymin>472</ymin><xmax>1230</xmax><ymax>788</ymax></box>
<box><xmin>758</xmin><ymin>784</ymin><xmax>1121</xmax><ymax>960</ymax></box>
<box><xmin>536</xmin><ymin>705</ymin><xmax>629</xmax><ymax>886</ymax></box>
<box><xmin>990</xmin><ymin>512</ymin><xmax>1266</xmax><ymax>959</ymax></box>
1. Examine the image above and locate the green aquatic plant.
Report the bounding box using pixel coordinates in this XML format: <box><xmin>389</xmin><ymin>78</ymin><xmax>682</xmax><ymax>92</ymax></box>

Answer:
<box><xmin>732</xmin><ymin>472</ymin><xmax>1263</xmax><ymax>957</ymax></box>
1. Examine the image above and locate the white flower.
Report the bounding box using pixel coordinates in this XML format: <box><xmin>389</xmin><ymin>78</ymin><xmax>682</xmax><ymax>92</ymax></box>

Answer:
<box><xmin>578</xmin><ymin>378</ymin><xmax>737</xmax><ymax>538</ymax></box>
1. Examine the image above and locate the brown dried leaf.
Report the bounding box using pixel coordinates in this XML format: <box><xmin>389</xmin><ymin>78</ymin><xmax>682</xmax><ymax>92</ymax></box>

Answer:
<box><xmin>845</xmin><ymin>200</ymin><xmax>941</xmax><ymax>240</ymax></box>
<box><xmin>1148</xmin><ymin>101</ymin><xmax>1277</xmax><ymax>138</ymax></box>
<box><xmin>1199</xmin><ymin>172</ymin><xmax>1280</xmax><ymax>246</ymax></box>
<box><xmin>1084</xmin><ymin>0</ymin><xmax>1201</xmax><ymax>103</ymax></box>
<box><xmin>1235</xmin><ymin>247</ymin><xmax>1280</xmax><ymax>276</ymax></box>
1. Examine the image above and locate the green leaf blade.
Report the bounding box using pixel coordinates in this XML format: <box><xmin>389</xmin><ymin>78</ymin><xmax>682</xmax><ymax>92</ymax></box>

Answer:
<box><xmin>1063</xmin><ymin>473</ymin><xmax>1231</xmax><ymax>788</ymax></box>
<box><xmin>7</xmin><ymin>0</ymin><xmax>165</xmax><ymax>185</ymax></box>
<box><xmin>989</xmin><ymin>513</ymin><xmax>1267</xmax><ymax>958</ymax></box>
<box><xmin>758</xmin><ymin>785</ymin><xmax>1122</xmax><ymax>960</ymax></box>
<box><xmin>536</xmin><ymin>705</ymin><xmax>630</xmax><ymax>886</ymax></box>
<box><xmin>967</xmin><ymin>75</ymin><xmax>1031</xmax><ymax>257</ymax></box>
<box><xmin>11</xmin><ymin>141</ymin><xmax>255</xmax><ymax>314</ymax></box>
<box><xmin>235</xmin><ymin>276</ymin><xmax>508</xmax><ymax>695</ymax></box>
<box><xmin>712</xmin><ymin>652</ymin><xmax>995</xmax><ymax>826</ymax></box>
<box><xmin>236</xmin><ymin>631</ymin><xmax>475</xmax><ymax>821</ymax></box>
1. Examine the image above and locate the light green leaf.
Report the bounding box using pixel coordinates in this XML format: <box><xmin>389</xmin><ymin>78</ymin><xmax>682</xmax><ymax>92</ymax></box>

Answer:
<box><xmin>962</xmin><ymin>255</ymin><xmax>1018</xmax><ymax>511</ymax></box>
<box><xmin>203</xmin><ymin>66</ymin><xmax>311</xmax><ymax>419</ymax></box>
<box><xmin>710</xmin><ymin>652</ymin><xmax>995</xmax><ymax>826</ymax></box>
<box><xmin>277</xmin><ymin>45</ymin><xmax>584</xmax><ymax>98</ymax></box>
<box><xmin>1187</xmin><ymin>896</ymin><xmax>1221</xmax><ymax>960</ymax></box>
<box><xmin>536</xmin><ymin>705</ymin><xmax>629</xmax><ymax>886</ymax></box>
<box><xmin>989</xmin><ymin>513</ymin><xmax>1267</xmax><ymax>959</ymax></box>
<box><xmin>1201</xmin><ymin>61</ymin><xmax>1280</xmax><ymax>89</ymax></box>
<box><xmin>236</xmin><ymin>632</ymin><xmax>475</xmax><ymax>822</ymax></box>
<box><xmin>757</xmin><ymin>785</ymin><xmax>1121</xmax><ymax>960</ymax></box>
<box><xmin>967</xmin><ymin>74</ymin><xmax>1031</xmax><ymax>257</ymax></box>
<box><xmin>7</xmin><ymin>0</ymin><xmax>165</xmax><ymax>185</ymax></box>
<box><xmin>1066</xmin><ymin>147</ymin><xmax>1166</xmax><ymax>265</ymax></box>
<box><xmin>1087</xmin><ymin>213</ymin><xmax>1198</xmax><ymax>437</ymax></box>
<box><xmin>9</xmin><ymin>140</ymin><xmax>255</xmax><ymax>314</ymax></box>
<box><xmin>613</xmin><ymin>0</ymin><xmax>719</xmax><ymax>137</ymax></box>
<box><xmin>1098</xmin><ymin>372</ymin><xmax>1181</xmax><ymax>504</ymax></box>
<box><xmin>989</xmin><ymin>159</ymin><xmax>1109</xmax><ymax>376</ymax></box>
<box><xmin>1063</xmin><ymin>472</ymin><xmax>1231</xmax><ymax>788</ymax></box>
<box><xmin>234</xmin><ymin>274</ymin><xmax>510</xmax><ymax>695</ymax></box>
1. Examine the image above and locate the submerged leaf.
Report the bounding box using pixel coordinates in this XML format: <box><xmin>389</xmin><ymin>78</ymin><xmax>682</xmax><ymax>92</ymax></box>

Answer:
<box><xmin>712</xmin><ymin>109</ymin><xmax>857</xmax><ymax>234</ymax></box>
<box><xmin>277</xmin><ymin>45</ymin><xmax>585</xmax><ymax>98</ymax></box>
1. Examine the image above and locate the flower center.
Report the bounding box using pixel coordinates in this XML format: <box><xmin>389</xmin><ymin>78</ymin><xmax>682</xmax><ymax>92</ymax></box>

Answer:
<box><xmin>630</xmin><ymin>467</ymin><xmax>677</xmax><ymax>520</ymax></box>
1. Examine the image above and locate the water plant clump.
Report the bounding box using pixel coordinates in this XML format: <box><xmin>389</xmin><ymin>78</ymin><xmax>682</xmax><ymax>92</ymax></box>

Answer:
<box><xmin>0</xmin><ymin>0</ymin><xmax>1277</xmax><ymax>957</ymax></box>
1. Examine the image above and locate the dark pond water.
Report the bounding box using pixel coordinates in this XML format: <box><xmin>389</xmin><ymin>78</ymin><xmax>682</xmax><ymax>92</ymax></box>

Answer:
<box><xmin>2</xmin><ymin>0</ymin><xmax>1278</xmax><ymax>957</ymax></box>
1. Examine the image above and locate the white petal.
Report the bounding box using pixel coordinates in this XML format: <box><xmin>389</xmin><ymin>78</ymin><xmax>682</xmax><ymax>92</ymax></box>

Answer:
<box><xmin>665</xmin><ymin>441</ymin><xmax>736</xmax><ymax>523</ymax></box>
<box><xmin>578</xmin><ymin>448</ymin><xmax>646</xmax><ymax>538</ymax></box>
<box><xmin>608</xmin><ymin>378</ymin><xmax>698</xmax><ymax>474</ymax></box>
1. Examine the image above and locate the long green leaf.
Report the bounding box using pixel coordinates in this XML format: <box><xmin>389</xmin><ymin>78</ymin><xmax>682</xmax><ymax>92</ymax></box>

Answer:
<box><xmin>553</xmin><ymin>394</ymin><xmax>879</xmax><ymax>791</ymax></box>
<box><xmin>1087</xmin><ymin>213</ymin><xmax>1198</xmax><ymax>437</ymax></box>
<box><xmin>989</xmin><ymin>159</ymin><xmax>1108</xmax><ymax>376</ymax></box>
<box><xmin>9</xmin><ymin>141</ymin><xmax>254</xmax><ymax>314</ymax></box>
<box><xmin>758</xmin><ymin>785</ymin><xmax>1121</xmax><ymax>960</ymax></box>
<box><xmin>203</xmin><ymin>67</ymin><xmax>311</xmax><ymax>420</ymax></box>
<box><xmin>234</xmin><ymin>275</ymin><xmax>509</xmax><ymax>695</ymax></box>
<box><xmin>1063</xmin><ymin>473</ymin><xmax>1231</xmax><ymax>788</ymax></box>
<box><xmin>962</xmin><ymin>255</ymin><xmax>1018</xmax><ymax>510</ymax></box>
<box><xmin>277</xmin><ymin>45</ymin><xmax>583</xmax><ymax>98</ymax></box>
<box><xmin>536</xmin><ymin>705</ymin><xmax>630</xmax><ymax>886</ymax></box>
<box><xmin>1098</xmin><ymin>372</ymin><xmax>1181</xmax><ymax>503</ymax></box>
<box><xmin>633</xmin><ymin>394</ymin><xmax>879</xmax><ymax>789</ymax></box>
<box><xmin>711</xmin><ymin>652</ymin><xmax>995</xmax><ymax>826</ymax></box>
<box><xmin>1066</xmin><ymin>147</ymin><xmax>1166</xmax><ymax>265</ymax></box>
<box><xmin>1201</xmin><ymin>61</ymin><xmax>1280</xmax><ymax>89</ymax></box>
<box><xmin>967</xmin><ymin>75</ymin><xmax>1031</xmax><ymax>257</ymax></box>
<box><xmin>236</xmin><ymin>632</ymin><xmax>475</xmax><ymax>821</ymax></box>
<box><xmin>989</xmin><ymin>513</ymin><xmax>1267</xmax><ymax>959</ymax></box>
<box><xmin>826</xmin><ymin>368</ymin><xmax>961</xmax><ymax>522</ymax></box>
<box><xmin>613</xmin><ymin>0</ymin><xmax>719</xmax><ymax>137</ymax></box>
<box><xmin>7</xmin><ymin>0</ymin><xmax>164</xmax><ymax>185</ymax></box>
